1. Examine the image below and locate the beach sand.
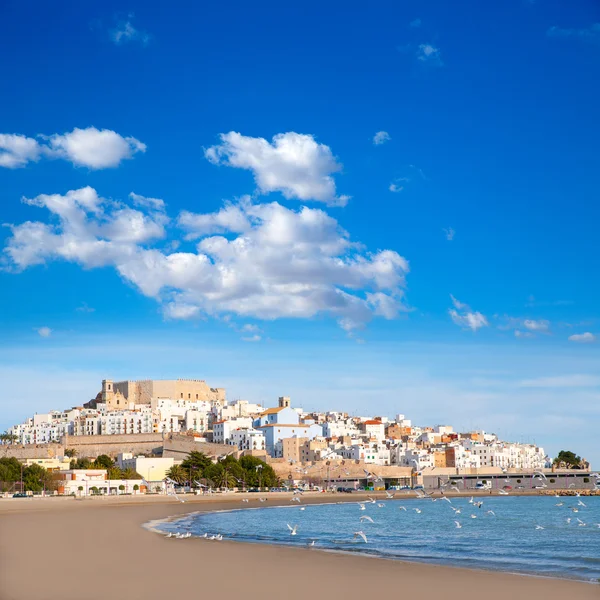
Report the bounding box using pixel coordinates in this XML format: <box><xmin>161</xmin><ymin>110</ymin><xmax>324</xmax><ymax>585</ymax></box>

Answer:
<box><xmin>0</xmin><ymin>493</ymin><xmax>597</xmax><ymax>600</ymax></box>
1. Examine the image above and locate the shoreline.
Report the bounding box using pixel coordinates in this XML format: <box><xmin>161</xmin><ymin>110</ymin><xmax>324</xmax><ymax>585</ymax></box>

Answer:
<box><xmin>144</xmin><ymin>496</ymin><xmax>600</xmax><ymax>586</ymax></box>
<box><xmin>1</xmin><ymin>493</ymin><xmax>598</xmax><ymax>600</ymax></box>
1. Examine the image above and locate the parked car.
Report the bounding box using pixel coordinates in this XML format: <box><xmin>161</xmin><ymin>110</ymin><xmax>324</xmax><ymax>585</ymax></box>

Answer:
<box><xmin>12</xmin><ymin>493</ymin><xmax>28</xmax><ymax>498</ymax></box>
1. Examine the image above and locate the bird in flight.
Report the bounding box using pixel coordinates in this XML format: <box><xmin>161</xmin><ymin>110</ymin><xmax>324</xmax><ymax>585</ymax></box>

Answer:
<box><xmin>353</xmin><ymin>531</ymin><xmax>368</xmax><ymax>543</ymax></box>
<box><xmin>360</xmin><ymin>515</ymin><xmax>375</xmax><ymax>523</ymax></box>
<box><xmin>287</xmin><ymin>524</ymin><xmax>298</xmax><ymax>536</ymax></box>
<box><xmin>454</xmin><ymin>521</ymin><xmax>462</xmax><ymax>529</ymax></box>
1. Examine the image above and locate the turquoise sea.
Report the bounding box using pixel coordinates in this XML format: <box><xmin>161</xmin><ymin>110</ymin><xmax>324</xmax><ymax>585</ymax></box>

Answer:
<box><xmin>154</xmin><ymin>496</ymin><xmax>600</xmax><ymax>582</ymax></box>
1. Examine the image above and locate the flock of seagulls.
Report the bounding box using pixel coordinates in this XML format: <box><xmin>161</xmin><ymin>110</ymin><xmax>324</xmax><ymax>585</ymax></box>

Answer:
<box><xmin>163</xmin><ymin>474</ymin><xmax>599</xmax><ymax>545</ymax></box>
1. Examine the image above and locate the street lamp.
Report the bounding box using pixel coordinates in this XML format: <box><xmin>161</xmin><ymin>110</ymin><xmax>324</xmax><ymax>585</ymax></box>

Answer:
<box><xmin>256</xmin><ymin>464</ymin><xmax>263</xmax><ymax>491</ymax></box>
<box><xmin>148</xmin><ymin>466</ymin><xmax>154</xmax><ymax>494</ymax></box>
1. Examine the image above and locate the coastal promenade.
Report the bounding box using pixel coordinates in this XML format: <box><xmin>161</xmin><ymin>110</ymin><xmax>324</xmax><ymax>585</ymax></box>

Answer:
<box><xmin>0</xmin><ymin>492</ymin><xmax>597</xmax><ymax>600</ymax></box>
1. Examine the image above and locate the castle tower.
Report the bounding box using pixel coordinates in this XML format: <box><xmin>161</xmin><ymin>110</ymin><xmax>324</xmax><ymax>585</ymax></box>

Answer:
<box><xmin>101</xmin><ymin>379</ymin><xmax>114</xmax><ymax>404</ymax></box>
<box><xmin>278</xmin><ymin>396</ymin><xmax>291</xmax><ymax>408</ymax></box>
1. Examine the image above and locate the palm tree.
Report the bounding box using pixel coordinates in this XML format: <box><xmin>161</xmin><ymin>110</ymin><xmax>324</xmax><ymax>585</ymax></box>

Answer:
<box><xmin>166</xmin><ymin>465</ymin><xmax>188</xmax><ymax>485</ymax></box>
<box><xmin>213</xmin><ymin>468</ymin><xmax>237</xmax><ymax>490</ymax></box>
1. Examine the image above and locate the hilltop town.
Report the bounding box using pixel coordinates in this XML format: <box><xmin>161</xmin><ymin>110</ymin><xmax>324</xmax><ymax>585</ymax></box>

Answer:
<box><xmin>2</xmin><ymin>378</ymin><xmax>593</xmax><ymax>494</ymax></box>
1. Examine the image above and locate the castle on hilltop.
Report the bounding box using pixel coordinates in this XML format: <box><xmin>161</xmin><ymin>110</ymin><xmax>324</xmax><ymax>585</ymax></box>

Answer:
<box><xmin>97</xmin><ymin>378</ymin><xmax>227</xmax><ymax>411</ymax></box>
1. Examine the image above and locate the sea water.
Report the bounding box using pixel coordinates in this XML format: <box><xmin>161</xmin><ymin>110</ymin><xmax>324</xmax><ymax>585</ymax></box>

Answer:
<box><xmin>155</xmin><ymin>496</ymin><xmax>600</xmax><ymax>582</ymax></box>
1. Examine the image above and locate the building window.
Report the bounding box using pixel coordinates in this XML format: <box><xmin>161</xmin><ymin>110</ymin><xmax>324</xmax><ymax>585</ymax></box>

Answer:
<box><xmin>181</xmin><ymin>393</ymin><xmax>183</xmax><ymax>399</ymax></box>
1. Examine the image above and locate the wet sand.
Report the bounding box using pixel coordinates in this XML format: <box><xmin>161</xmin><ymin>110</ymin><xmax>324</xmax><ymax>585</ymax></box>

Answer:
<box><xmin>0</xmin><ymin>492</ymin><xmax>597</xmax><ymax>600</ymax></box>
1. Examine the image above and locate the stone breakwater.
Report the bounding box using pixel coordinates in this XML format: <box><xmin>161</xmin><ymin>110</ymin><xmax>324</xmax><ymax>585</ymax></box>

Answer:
<box><xmin>540</xmin><ymin>489</ymin><xmax>599</xmax><ymax>497</ymax></box>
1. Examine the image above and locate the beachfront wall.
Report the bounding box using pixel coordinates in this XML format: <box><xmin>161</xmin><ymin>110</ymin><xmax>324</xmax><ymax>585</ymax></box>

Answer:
<box><xmin>422</xmin><ymin>471</ymin><xmax>596</xmax><ymax>491</ymax></box>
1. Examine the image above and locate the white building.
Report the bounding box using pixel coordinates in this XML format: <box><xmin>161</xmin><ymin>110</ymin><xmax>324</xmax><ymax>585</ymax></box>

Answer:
<box><xmin>116</xmin><ymin>454</ymin><xmax>175</xmax><ymax>481</ymax></box>
<box><xmin>228</xmin><ymin>428</ymin><xmax>266</xmax><ymax>452</ymax></box>
<box><xmin>213</xmin><ymin>417</ymin><xmax>253</xmax><ymax>444</ymax></box>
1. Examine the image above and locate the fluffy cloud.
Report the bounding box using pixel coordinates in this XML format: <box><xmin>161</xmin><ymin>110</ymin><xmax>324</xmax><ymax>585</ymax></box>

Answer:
<box><xmin>0</xmin><ymin>134</ymin><xmax>42</xmax><ymax>168</ymax></box>
<box><xmin>443</xmin><ymin>227</ymin><xmax>455</xmax><ymax>241</ymax></box>
<box><xmin>568</xmin><ymin>332</ymin><xmax>597</xmax><ymax>343</ymax></box>
<box><xmin>242</xmin><ymin>334</ymin><xmax>262</xmax><ymax>343</ymax></box>
<box><xmin>178</xmin><ymin>198</ymin><xmax>252</xmax><ymax>238</ymax></box>
<box><xmin>448</xmin><ymin>295</ymin><xmax>488</xmax><ymax>331</ymax></box>
<box><xmin>0</xmin><ymin>127</ymin><xmax>145</xmax><ymax>169</ymax></box>
<box><xmin>523</xmin><ymin>319</ymin><xmax>550</xmax><ymax>332</ymax></box>
<box><xmin>500</xmin><ymin>316</ymin><xmax>551</xmax><ymax>337</ymax></box>
<box><xmin>4</xmin><ymin>188</ymin><xmax>409</xmax><ymax>331</ymax></box>
<box><xmin>373</xmin><ymin>131</ymin><xmax>391</xmax><ymax>145</ymax></box>
<box><xmin>5</xmin><ymin>187</ymin><xmax>167</xmax><ymax>270</ymax></box>
<box><xmin>111</xmin><ymin>15</ymin><xmax>151</xmax><ymax>46</ymax></box>
<box><xmin>46</xmin><ymin>127</ymin><xmax>146</xmax><ymax>169</ymax></box>
<box><xmin>36</xmin><ymin>327</ymin><xmax>52</xmax><ymax>338</ymax></box>
<box><xmin>417</xmin><ymin>44</ymin><xmax>442</xmax><ymax>65</ymax></box>
<box><xmin>205</xmin><ymin>132</ymin><xmax>349</xmax><ymax>206</ymax></box>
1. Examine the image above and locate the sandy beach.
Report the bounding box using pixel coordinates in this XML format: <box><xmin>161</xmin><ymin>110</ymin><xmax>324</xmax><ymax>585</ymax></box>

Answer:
<box><xmin>0</xmin><ymin>492</ymin><xmax>597</xmax><ymax>600</ymax></box>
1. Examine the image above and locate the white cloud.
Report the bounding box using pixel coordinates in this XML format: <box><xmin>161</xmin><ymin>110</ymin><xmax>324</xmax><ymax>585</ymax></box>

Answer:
<box><xmin>36</xmin><ymin>326</ymin><xmax>52</xmax><ymax>338</ymax></box>
<box><xmin>0</xmin><ymin>134</ymin><xmax>42</xmax><ymax>168</ymax></box>
<box><xmin>242</xmin><ymin>334</ymin><xmax>262</xmax><ymax>343</ymax></box>
<box><xmin>448</xmin><ymin>295</ymin><xmax>488</xmax><ymax>331</ymax></box>
<box><xmin>443</xmin><ymin>227</ymin><xmax>455</xmax><ymax>241</ymax></box>
<box><xmin>240</xmin><ymin>324</ymin><xmax>261</xmax><ymax>334</ymax></box>
<box><xmin>5</xmin><ymin>187</ymin><xmax>167</xmax><ymax>269</ymax></box>
<box><xmin>523</xmin><ymin>319</ymin><xmax>550</xmax><ymax>332</ymax></box>
<box><xmin>178</xmin><ymin>198</ymin><xmax>252</xmax><ymax>238</ymax></box>
<box><xmin>76</xmin><ymin>303</ymin><xmax>95</xmax><ymax>313</ymax></box>
<box><xmin>389</xmin><ymin>177</ymin><xmax>409</xmax><ymax>193</ymax></box>
<box><xmin>205</xmin><ymin>132</ymin><xmax>349</xmax><ymax>206</ymax></box>
<box><xmin>514</xmin><ymin>330</ymin><xmax>533</xmax><ymax>339</ymax></box>
<box><xmin>129</xmin><ymin>192</ymin><xmax>165</xmax><ymax>211</ymax></box>
<box><xmin>547</xmin><ymin>23</ymin><xmax>600</xmax><ymax>43</ymax></box>
<box><xmin>417</xmin><ymin>44</ymin><xmax>443</xmax><ymax>65</ymax></box>
<box><xmin>519</xmin><ymin>374</ymin><xmax>600</xmax><ymax>388</ymax></box>
<box><xmin>4</xmin><ymin>189</ymin><xmax>410</xmax><ymax>332</ymax></box>
<box><xmin>47</xmin><ymin>127</ymin><xmax>146</xmax><ymax>169</ymax></box>
<box><xmin>568</xmin><ymin>332</ymin><xmax>597</xmax><ymax>343</ymax></box>
<box><xmin>410</xmin><ymin>18</ymin><xmax>422</xmax><ymax>28</ymax></box>
<box><xmin>0</xmin><ymin>127</ymin><xmax>146</xmax><ymax>169</ymax></box>
<box><xmin>111</xmin><ymin>15</ymin><xmax>151</xmax><ymax>46</ymax></box>
<box><xmin>373</xmin><ymin>131</ymin><xmax>391</xmax><ymax>145</ymax></box>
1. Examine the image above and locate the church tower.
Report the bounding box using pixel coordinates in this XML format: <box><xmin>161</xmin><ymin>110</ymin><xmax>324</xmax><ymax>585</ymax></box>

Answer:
<box><xmin>278</xmin><ymin>396</ymin><xmax>291</xmax><ymax>408</ymax></box>
<box><xmin>101</xmin><ymin>379</ymin><xmax>114</xmax><ymax>404</ymax></box>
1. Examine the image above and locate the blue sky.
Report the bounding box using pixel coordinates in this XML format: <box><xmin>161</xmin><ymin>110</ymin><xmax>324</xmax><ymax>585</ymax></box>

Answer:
<box><xmin>1</xmin><ymin>1</ymin><xmax>599</xmax><ymax>463</ymax></box>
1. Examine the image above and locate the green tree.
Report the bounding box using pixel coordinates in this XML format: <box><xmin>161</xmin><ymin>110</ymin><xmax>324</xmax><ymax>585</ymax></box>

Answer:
<box><xmin>0</xmin><ymin>457</ymin><xmax>23</xmax><ymax>487</ymax></box>
<box><xmin>554</xmin><ymin>450</ymin><xmax>582</xmax><ymax>469</ymax></box>
<box><xmin>0</xmin><ymin>432</ymin><xmax>18</xmax><ymax>445</ymax></box>
<box><xmin>107</xmin><ymin>466</ymin><xmax>122</xmax><ymax>480</ymax></box>
<box><xmin>133</xmin><ymin>484</ymin><xmax>139</xmax><ymax>492</ymax></box>
<box><xmin>118</xmin><ymin>484</ymin><xmax>125</xmax><ymax>493</ymax></box>
<box><xmin>212</xmin><ymin>466</ymin><xmax>237</xmax><ymax>489</ymax></box>
<box><xmin>180</xmin><ymin>451</ymin><xmax>212</xmax><ymax>475</ymax></box>
<box><xmin>93</xmin><ymin>455</ymin><xmax>114</xmax><ymax>469</ymax></box>
<box><xmin>120</xmin><ymin>467</ymin><xmax>143</xmax><ymax>480</ymax></box>
<box><xmin>64</xmin><ymin>449</ymin><xmax>77</xmax><ymax>458</ymax></box>
<box><xmin>70</xmin><ymin>458</ymin><xmax>93</xmax><ymax>470</ymax></box>
<box><xmin>166</xmin><ymin>464</ymin><xmax>188</xmax><ymax>485</ymax></box>
<box><xmin>239</xmin><ymin>456</ymin><xmax>279</xmax><ymax>488</ymax></box>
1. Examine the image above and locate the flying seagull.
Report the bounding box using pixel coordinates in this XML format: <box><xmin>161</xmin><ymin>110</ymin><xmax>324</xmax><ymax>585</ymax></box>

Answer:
<box><xmin>287</xmin><ymin>524</ymin><xmax>298</xmax><ymax>535</ymax></box>
<box><xmin>353</xmin><ymin>531</ymin><xmax>368</xmax><ymax>543</ymax></box>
